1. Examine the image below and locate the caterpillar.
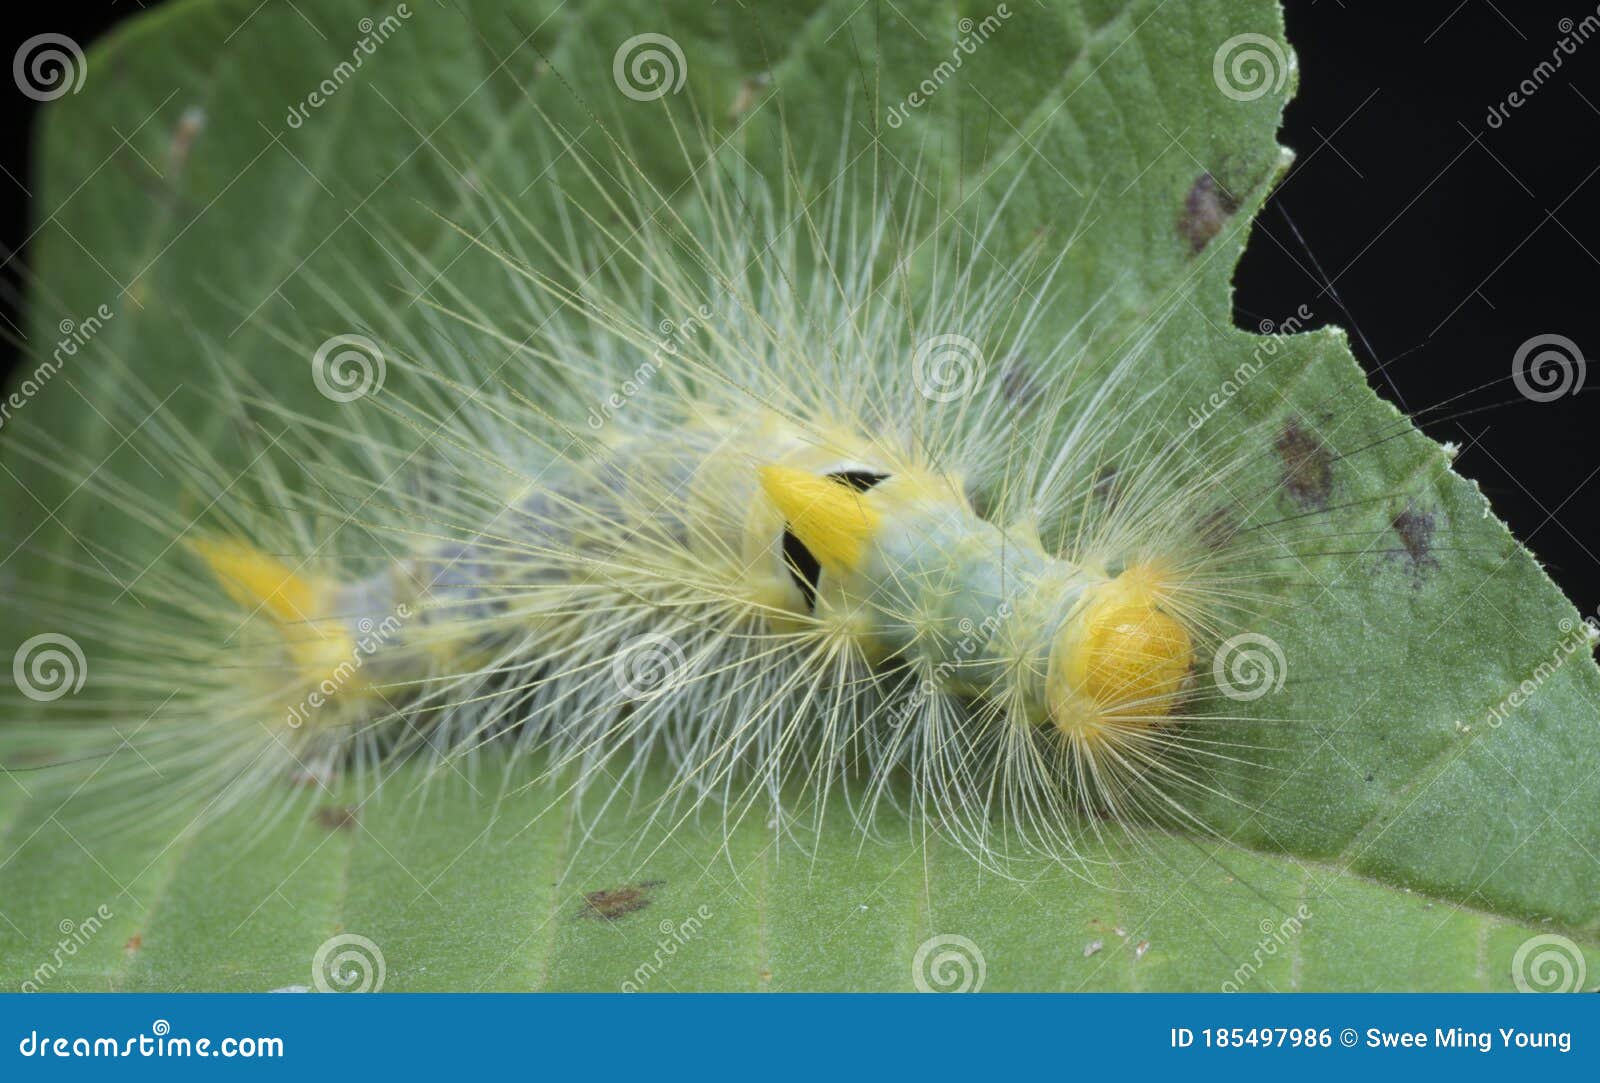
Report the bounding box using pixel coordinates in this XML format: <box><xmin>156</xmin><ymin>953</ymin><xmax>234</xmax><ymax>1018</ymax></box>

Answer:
<box><xmin>1</xmin><ymin>85</ymin><xmax>1445</xmax><ymax>878</ymax></box>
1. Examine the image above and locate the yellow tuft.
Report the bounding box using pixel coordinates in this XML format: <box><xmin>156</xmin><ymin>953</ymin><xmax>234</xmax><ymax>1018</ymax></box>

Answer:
<box><xmin>1079</xmin><ymin>603</ymin><xmax>1191</xmax><ymax>710</ymax></box>
<box><xmin>757</xmin><ymin>465</ymin><xmax>880</xmax><ymax>574</ymax></box>
<box><xmin>188</xmin><ymin>537</ymin><xmax>357</xmax><ymax>685</ymax></box>
<box><xmin>188</xmin><ymin>537</ymin><xmax>322</xmax><ymax>624</ymax></box>
<box><xmin>1047</xmin><ymin>564</ymin><xmax>1193</xmax><ymax>741</ymax></box>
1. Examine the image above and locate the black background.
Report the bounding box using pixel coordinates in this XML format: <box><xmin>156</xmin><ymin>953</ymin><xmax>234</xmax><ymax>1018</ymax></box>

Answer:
<box><xmin>3</xmin><ymin>1</ymin><xmax>1597</xmax><ymax>613</ymax></box>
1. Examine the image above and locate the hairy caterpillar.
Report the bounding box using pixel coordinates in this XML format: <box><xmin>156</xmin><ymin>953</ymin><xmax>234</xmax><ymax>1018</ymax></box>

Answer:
<box><xmin>2</xmin><ymin>94</ymin><xmax>1435</xmax><ymax>878</ymax></box>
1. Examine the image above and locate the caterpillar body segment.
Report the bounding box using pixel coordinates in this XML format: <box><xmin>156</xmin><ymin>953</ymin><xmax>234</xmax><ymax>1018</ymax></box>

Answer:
<box><xmin>177</xmin><ymin>395</ymin><xmax>1222</xmax><ymax>862</ymax></box>
<box><xmin>757</xmin><ymin>457</ymin><xmax>1196</xmax><ymax>738</ymax></box>
<box><xmin>198</xmin><ymin>416</ymin><xmax>1199</xmax><ymax>738</ymax></box>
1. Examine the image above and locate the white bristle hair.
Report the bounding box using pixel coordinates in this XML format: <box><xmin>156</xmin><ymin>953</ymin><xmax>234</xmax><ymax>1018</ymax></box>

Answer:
<box><xmin>3</xmin><ymin>101</ymin><xmax>1344</xmax><ymax>879</ymax></box>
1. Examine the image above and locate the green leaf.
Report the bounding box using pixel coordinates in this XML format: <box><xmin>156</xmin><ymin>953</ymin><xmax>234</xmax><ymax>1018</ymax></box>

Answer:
<box><xmin>2</xmin><ymin>0</ymin><xmax>1597</xmax><ymax>991</ymax></box>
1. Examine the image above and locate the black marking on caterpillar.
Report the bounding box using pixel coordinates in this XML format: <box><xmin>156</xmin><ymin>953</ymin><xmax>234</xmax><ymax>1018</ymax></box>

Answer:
<box><xmin>780</xmin><ymin>470</ymin><xmax>889</xmax><ymax>610</ymax></box>
<box><xmin>781</xmin><ymin>528</ymin><xmax>823</xmax><ymax>610</ymax></box>
<box><xmin>828</xmin><ymin>470</ymin><xmax>890</xmax><ymax>493</ymax></box>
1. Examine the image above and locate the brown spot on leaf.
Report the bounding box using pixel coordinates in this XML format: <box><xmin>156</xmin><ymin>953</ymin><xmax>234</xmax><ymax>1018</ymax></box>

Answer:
<box><xmin>1391</xmin><ymin>504</ymin><xmax>1439</xmax><ymax>573</ymax></box>
<box><xmin>1001</xmin><ymin>360</ymin><xmax>1041</xmax><ymax>406</ymax></box>
<box><xmin>581</xmin><ymin>880</ymin><xmax>665</xmax><ymax>921</ymax></box>
<box><xmin>315</xmin><ymin>806</ymin><xmax>358</xmax><ymax>831</ymax></box>
<box><xmin>1274</xmin><ymin>419</ymin><xmax>1333</xmax><ymax>509</ymax></box>
<box><xmin>124</xmin><ymin>935</ymin><xmax>142</xmax><ymax>953</ymax></box>
<box><xmin>1093</xmin><ymin>465</ymin><xmax>1121</xmax><ymax>507</ymax></box>
<box><xmin>729</xmin><ymin>72</ymin><xmax>772</xmax><ymax>118</ymax></box>
<box><xmin>1195</xmin><ymin>504</ymin><xmax>1244</xmax><ymax>551</ymax></box>
<box><xmin>1179</xmin><ymin>172</ymin><xmax>1239</xmax><ymax>253</ymax></box>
